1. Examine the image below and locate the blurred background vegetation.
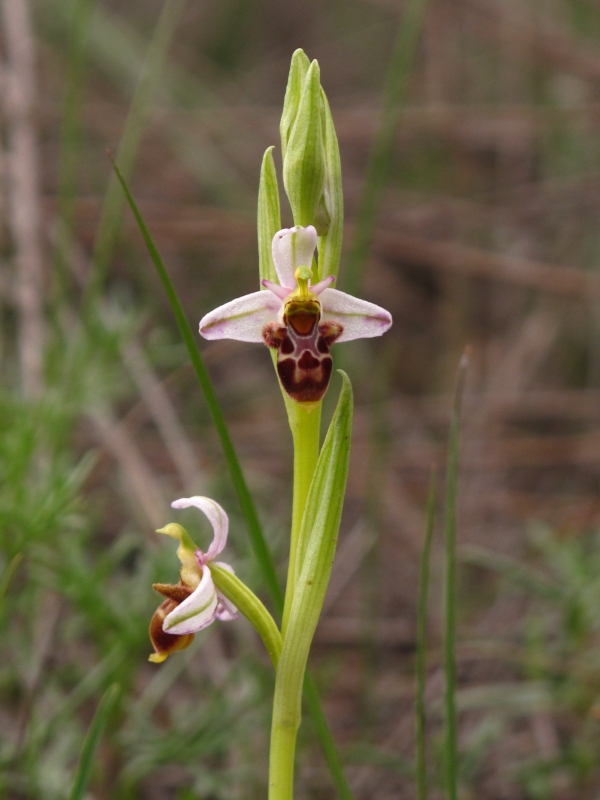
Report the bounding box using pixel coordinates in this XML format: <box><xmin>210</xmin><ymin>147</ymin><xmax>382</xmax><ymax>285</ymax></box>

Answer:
<box><xmin>4</xmin><ymin>0</ymin><xmax>600</xmax><ymax>797</ymax></box>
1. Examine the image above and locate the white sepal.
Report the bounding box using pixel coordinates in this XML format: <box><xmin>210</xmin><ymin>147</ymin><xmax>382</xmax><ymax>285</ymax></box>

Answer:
<box><xmin>320</xmin><ymin>288</ymin><xmax>392</xmax><ymax>342</ymax></box>
<box><xmin>199</xmin><ymin>290</ymin><xmax>281</xmax><ymax>343</ymax></box>
<box><xmin>162</xmin><ymin>567</ymin><xmax>217</xmax><ymax>635</ymax></box>
<box><xmin>171</xmin><ymin>496</ymin><xmax>229</xmax><ymax>564</ymax></box>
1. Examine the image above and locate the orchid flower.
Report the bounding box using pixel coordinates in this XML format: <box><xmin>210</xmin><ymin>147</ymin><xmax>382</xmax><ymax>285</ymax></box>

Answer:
<box><xmin>149</xmin><ymin>496</ymin><xmax>237</xmax><ymax>663</ymax></box>
<box><xmin>199</xmin><ymin>225</ymin><xmax>392</xmax><ymax>402</ymax></box>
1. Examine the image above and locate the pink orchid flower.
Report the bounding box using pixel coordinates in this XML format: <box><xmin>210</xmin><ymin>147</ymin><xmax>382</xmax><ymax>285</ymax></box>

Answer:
<box><xmin>199</xmin><ymin>226</ymin><xmax>392</xmax><ymax>402</ymax></box>
<box><xmin>149</xmin><ymin>496</ymin><xmax>237</xmax><ymax>663</ymax></box>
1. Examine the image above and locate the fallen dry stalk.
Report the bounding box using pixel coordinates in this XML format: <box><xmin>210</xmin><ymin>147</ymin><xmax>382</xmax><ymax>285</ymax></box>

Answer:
<box><xmin>1</xmin><ymin>0</ymin><xmax>45</xmax><ymax>398</ymax></box>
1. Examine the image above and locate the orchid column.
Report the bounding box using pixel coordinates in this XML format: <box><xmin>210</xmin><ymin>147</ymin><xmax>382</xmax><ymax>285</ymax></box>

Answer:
<box><xmin>200</xmin><ymin>50</ymin><xmax>392</xmax><ymax>800</ymax></box>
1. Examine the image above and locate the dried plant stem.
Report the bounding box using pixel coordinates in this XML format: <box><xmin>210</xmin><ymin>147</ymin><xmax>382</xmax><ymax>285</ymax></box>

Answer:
<box><xmin>1</xmin><ymin>0</ymin><xmax>45</xmax><ymax>398</ymax></box>
<box><xmin>122</xmin><ymin>340</ymin><xmax>204</xmax><ymax>494</ymax></box>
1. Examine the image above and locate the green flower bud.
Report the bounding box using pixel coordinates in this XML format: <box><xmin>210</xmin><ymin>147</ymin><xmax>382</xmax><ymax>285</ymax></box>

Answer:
<box><xmin>280</xmin><ymin>48</ymin><xmax>310</xmax><ymax>162</ymax></box>
<box><xmin>317</xmin><ymin>88</ymin><xmax>343</xmax><ymax>282</ymax></box>
<box><xmin>283</xmin><ymin>59</ymin><xmax>326</xmax><ymax>231</ymax></box>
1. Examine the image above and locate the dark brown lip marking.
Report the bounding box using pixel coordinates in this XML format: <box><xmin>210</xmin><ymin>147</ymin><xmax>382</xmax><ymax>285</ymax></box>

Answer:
<box><xmin>262</xmin><ymin>318</ymin><xmax>344</xmax><ymax>403</ymax></box>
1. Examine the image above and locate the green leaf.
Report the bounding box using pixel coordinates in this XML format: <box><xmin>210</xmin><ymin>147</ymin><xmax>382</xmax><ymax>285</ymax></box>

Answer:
<box><xmin>211</xmin><ymin>563</ymin><xmax>282</xmax><ymax>668</ymax></box>
<box><xmin>317</xmin><ymin>88</ymin><xmax>344</xmax><ymax>282</ymax></box>
<box><xmin>283</xmin><ymin>60</ymin><xmax>326</xmax><ymax>229</ymax></box>
<box><xmin>275</xmin><ymin>372</ymin><xmax>353</xmax><ymax>722</ymax></box>
<box><xmin>69</xmin><ymin>683</ymin><xmax>120</xmax><ymax>800</ymax></box>
<box><xmin>110</xmin><ymin>156</ymin><xmax>281</xmax><ymax>607</ymax></box>
<box><xmin>112</xmin><ymin>159</ymin><xmax>354</xmax><ymax>800</ymax></box>
<box><xmin>280</xmin><ymin>48</ymin><xmax>310</xmax><ymax>162</ymax></box>
<box><xmin>257</xmin><ymin>146</ymin><xmax>282</xmax><ymax>286</ymax></box>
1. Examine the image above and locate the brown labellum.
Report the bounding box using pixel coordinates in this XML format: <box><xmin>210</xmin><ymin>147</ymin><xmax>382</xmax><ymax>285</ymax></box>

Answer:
<box><xmin>263</xmin><ymin>317</ymin><xmax>343</xmax><ymax>403</ymax></box>
<box><xmin>149</xmin><ymin>582</ymin><xmax>195</xmax><ymax>661</ymax></box>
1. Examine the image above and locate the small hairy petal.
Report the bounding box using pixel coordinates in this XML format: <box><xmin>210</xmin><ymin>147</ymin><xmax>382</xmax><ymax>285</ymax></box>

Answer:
<box><xmin>320</xmin><ymin>288</ymin><xmax>393</xmax><ymax>342</ymax></box>
<box><xmin>162</xmin><ymin>567</ymin><xmax>217</xmax><ymax>635</ymax></box>
<box><xmin>199</xmin><ymin>291</ymin><xmax>281</xmax><ymax>343</ymax></box>
<box><xmin>310</xmin><ymin>275</ymin><xmax>335</xmax><ymax>295</ymax></box>
<box><xmin>261</xmin><ymin>279</ymin><xmax>292</xmax><ymax>301</ymax></box>
<box><xmin>171</xmin><ymin>496</ymin><xmax>229</xmax><ymax>562</ymax></box>
<box><xmin>272</xmin><ymin>226</ymin><xmax>317</xmax><ymax>288</ymax></box>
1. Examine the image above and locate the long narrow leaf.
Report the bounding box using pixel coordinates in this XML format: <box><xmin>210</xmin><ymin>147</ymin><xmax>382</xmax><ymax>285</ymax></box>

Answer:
<box><xmin>416</xmin><ymin>468</ymin><xmax>437</xmax><ymax>800</ymax></box>
<box><xmin>275</xmin><ymin>372</ymin><xmax>353</xmax><ymax>723</ymax></box>
<box><xmin>111</xmin><ymin>161</ymin><xmax>355</xmax><ymax>800</ymax></box>
<box><xmin>69</xmin><ymin>683</ymin><xmax>120</xmax><ymax>800</ymax></box>
<box><xmin>110</xmin><ymin>156</ymin><xmax>281</xmax><ymax>606</ymax></box>
<box><xmin>444</xmin><ymin>352</ymin><xmax>468</xmax><ymax>800</ymax></box>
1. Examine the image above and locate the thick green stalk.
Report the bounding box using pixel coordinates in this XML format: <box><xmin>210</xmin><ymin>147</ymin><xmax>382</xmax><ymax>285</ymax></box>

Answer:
<box><xmin>270</xmin><ymin>374</ymin><xmax>353</xmax><ymax>800</ymax></box>
<box><xmin>282</xmin><ymin>401</ymin><xmax>321</xmax><ymax>637</ymax></box>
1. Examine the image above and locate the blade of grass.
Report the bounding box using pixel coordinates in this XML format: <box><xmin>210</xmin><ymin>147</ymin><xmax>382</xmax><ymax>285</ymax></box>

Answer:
<box><xmin>416</xmin><ymin>467</ymin><xmax>437</xmax><ymax>800</ymax></box>
<box><xmin>344</xmin><ymin>0</ymin><xmax>428</xmax><ymax>297</ymax></box>
<box><xmin>109</xmin><ymin>155</ymin><xmax>280</xmax><ymax>606</ymax></box>
<box><xmin>0</xmin><ymin>553</ymin><xmax>23</xmax><ymax>606</ymax></box>
<box><xmin>444</xmin><ymin>352</ymin><xmax>469</xmax><ymax>800</ymax></box>
<box><xmin>68</xmin><ymin>683</ymin><xmax>120</xmax><ymax>800</ymax></box>
<box><xmin>110</xmin><ymin>158</ymin><xmax>355</xmax><ymax>800</ymax></box>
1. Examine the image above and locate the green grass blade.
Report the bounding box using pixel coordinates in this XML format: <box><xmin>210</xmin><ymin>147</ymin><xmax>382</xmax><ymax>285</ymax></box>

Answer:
<box><xmin>68</xmin><ymin>683</ymin><xmax>120</xmax><ymax>800</ymax></box>
<box><xmin>84</xmin><ymin>0</ymin><xmax>188</xmax><ymax>310</ymax></box>
<box><xmin>110</xmin><ymin>156</ymin><xmax>281</xmax><ymax>607</ymax></box>
<box><xmin>416</xmin><ymin>468</ymin><xmax>437</xmax><ymax>800</ymax></box>
<box><xmin>0</xmin><ymin>553</ymin><xmax>23</xmax><ymax>607</ymax></box>
<box><xmin>344</xmin><ymin>0</ymin><xmax>428</xmax><ymax>297</ymax></box>
<box><xmin>304</xmin><ymin>673</ymin><xmax>354</xmax><ymax>800</ymax></box>
<box><xmin>444</xmin><ymin>352</ymin><xmax>469</xmax><ymax>800</ymax></box>
<box><xmin>112</xmin><ymin>160</ymin><xmax>356</xmax><ymax>800</ymax></box>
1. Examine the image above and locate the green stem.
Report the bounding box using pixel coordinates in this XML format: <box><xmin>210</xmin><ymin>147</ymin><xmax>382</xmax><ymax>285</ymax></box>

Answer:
<box><xmin>281</xmin><ymin>400</ymin><xmax>321</xmax><ymax>637</ymax></box>
<box><xmin>211</xmin><ymin>563</ymin><xmax>282</xmax><ymax>668</ymax></box>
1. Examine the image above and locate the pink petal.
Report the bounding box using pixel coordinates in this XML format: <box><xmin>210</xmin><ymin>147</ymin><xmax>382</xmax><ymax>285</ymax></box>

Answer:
<box><xmin>199</xmin><ymin>291</ymin><xmax>281</xmax><ymax>343</ymax></box>
<box><xmin>215</xmin><ymin>591</ymin><xmax>238</xmax><ymax>621</ymax></box>
<box><xmin>320</xmin><ymin>289</ymin><xmax>393</xmax><ymax>342</ymax></box>
<box><xmin>262</xmin><ymin>279</ymin><xmax>293</xmax><ymax>301</ymax></box>
<box><xmin>171</xmin><ymin>496</ymin><xmax>229</xmax><ymax>562</ymax></box>
<box><xmin>310</xmin><ymin>275</ymin><xmax>335</xmax><ymax>295</ymax></box>
<box><xmin>272</xmin><ymin>226</ymin><xmax>317</xmax><ymax>288</ymax></box>
<box><xmin>213</xmin><ymin>562</ymin><xmax>238</xmax><ymax>621</ymax></box>
<box><xmin>162</xmin><ymin>567</ymin><xmax>217</xmax><ymax>635</ymax></box>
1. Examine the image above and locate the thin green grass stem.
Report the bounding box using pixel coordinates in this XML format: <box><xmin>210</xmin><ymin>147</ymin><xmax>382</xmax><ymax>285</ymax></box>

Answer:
<box><xmin>282</xmin><ymin>400</ymin><xmax>321</xmax><ymax>637</ymax></box>
<box><xmin>68</xmin><ymin>683</ymin><xmax>119</xmax><ymax>800</ymax></box>
<box><xmin>83</xmin><ymin>0</ymin><xmax>187</xmax><ymax>314</ymax></box>
<box><xmin>416</xmin><ymin>467</ymin><xmax>437</xmax><ymax>800</ymax></box>
<box><xmin>443</xmin><ymin>353</ymin><xmax>468</xmax><ymax>800</ymax></box>
<box><xmin>110</xmin><ymin>157</ymin><xmax>281</xmax><ymax>606</ymax></box>
<box><xmin>112</xmin><ymin>162</ymin><xmax>355</xmax><ymax>800</ymax></box>
<box><xmin>344</xmin><ymin>0</ymin><xmax>428</xmax><ymax>297</ymax></box>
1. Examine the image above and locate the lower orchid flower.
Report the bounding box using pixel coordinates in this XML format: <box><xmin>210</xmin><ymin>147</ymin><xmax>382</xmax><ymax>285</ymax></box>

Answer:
<box><xmin>149</xmin><ymin>496</ymin><xmax>238</xmax><ymax>663</ymax></box>
<box><xmin>199</xmin><ymin>225</ymin><xmax>392</xmax><ymax>402</ymax></box>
